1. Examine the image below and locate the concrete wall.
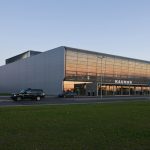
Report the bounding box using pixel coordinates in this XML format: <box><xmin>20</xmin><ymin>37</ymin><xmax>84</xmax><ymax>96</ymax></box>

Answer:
<box><xmin>0</xmin><ymin>47</ymin><xmax>65</xmax><ymax>95</ymax></box>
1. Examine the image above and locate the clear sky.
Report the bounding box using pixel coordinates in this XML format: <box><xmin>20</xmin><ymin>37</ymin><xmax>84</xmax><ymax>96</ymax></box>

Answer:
<box><xmin>0</xmin><ymin>0</ymin><xmax>150</xmax><ymax>65</ymax></box>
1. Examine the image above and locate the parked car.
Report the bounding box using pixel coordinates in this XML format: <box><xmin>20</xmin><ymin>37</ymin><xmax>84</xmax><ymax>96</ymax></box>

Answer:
<box><xmin>58</xmin><ymin>91</ymin><xmax>77</xmax><ymax>98</ymax></box>
<box><xmin>11</xmin><ymin>88</ymin><xmax>45</xmax><ymax>101</ymax></box>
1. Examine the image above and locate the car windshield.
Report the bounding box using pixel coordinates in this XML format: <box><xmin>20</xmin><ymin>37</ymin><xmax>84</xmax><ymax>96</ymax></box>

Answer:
<box><xmin>19</xmin><ymin>88</ymin><xmax>31</xmax><ymax>94</ymax></box>
<box><xmin>19</xmin><ymin>90</ymin><xmax>26</xmax><ymax>94</ymax></box>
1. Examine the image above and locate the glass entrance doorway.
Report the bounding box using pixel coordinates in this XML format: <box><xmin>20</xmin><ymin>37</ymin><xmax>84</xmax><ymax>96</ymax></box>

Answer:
<box><xmin>97</xmin><ymin>84</ymin><xmax>150</xmax><ymax>96</ymax></box>
<box><xmin>74</xmin><ymin>84</ymin><xmax>86</xmax><ymax>96</ymax></box>
<box><xmin>64</xmin><ymin>81</ymin><xmax>150</xmax><ymax>96</ymax></box>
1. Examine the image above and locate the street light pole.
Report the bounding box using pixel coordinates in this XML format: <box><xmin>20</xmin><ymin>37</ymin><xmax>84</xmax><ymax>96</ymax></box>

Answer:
<box><xmin>149</xmin><ymin>81</ymin><xmax>150</xmax><ymax>99</ymax></box>
<box><xmin>100</xmin><ymin>56</ymin><xmax>103</xmax><ymax>99</ymax></box>
<box><xmin>97</xmin><ymin>56</ymin><xmax>105</xmax><ymax>99</ymax></box>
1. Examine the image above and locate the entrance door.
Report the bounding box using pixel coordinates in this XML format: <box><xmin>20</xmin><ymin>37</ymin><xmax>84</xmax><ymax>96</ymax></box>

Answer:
<box><xmin>116</xmin><ymin>86</ymin><xmax>121</xmax><ymax>95</ymax></box>
<box><xmin>122</xmin><ymin>87</ymin><xmax>129</xmax><ymax>95</ymax></box>
<box><xmin>74</xmin><ymin>84</ymin><xmax>86</xmax><ymax>96</ymax></box>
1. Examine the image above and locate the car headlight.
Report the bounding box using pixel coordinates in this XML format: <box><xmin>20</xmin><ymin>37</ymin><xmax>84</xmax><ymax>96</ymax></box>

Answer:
<box><xmin>14</xmin><ymin>94</ymin><xmax>16</xmax><ymax>96</ymax></box>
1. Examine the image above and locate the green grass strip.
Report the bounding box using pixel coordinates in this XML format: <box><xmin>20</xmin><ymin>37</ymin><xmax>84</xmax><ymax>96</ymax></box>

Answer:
<box><xmin>0</xmin><ymin>101</ymin><xmax>150</xmax><ymax>150</ymax></box>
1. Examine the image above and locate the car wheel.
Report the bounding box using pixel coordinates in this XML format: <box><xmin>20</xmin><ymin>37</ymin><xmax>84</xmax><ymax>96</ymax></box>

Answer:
<box><xmin>16</xmin><ymin>97</ymin><xmax>22</xmax><ymax>101</ymax></box>
<box><xmin>36</xmin><ymin>96</ymin><xmax>41</xmax><ymax>101</ymax></box>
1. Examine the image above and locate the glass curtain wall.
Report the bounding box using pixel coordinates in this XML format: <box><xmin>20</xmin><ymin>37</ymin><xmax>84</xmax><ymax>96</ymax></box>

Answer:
<box><xmin>64</xmin><ymin>48</ymin><xmax>150</xmax><ymax>96</ymax></box>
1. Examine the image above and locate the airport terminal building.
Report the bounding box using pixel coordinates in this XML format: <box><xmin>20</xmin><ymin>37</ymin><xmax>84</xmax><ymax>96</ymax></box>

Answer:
<box><xmin>0</xmin><ymin>46</ymin><xmax>150</xmax><ymax>96</ymax></box>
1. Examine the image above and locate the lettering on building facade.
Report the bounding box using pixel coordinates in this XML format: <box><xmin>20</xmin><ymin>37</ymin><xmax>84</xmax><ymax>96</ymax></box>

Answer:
<box><xmin>115</xmin><ymin>80</ymin><xmax>132</xmax><ymax>85</ymax></box>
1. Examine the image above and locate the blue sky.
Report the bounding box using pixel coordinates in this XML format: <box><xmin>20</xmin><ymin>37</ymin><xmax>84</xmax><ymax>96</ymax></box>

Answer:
<box><xmin>0</xmin><ymin>0</ymin><xmax>150</xmax><ymax>65</ymax></box>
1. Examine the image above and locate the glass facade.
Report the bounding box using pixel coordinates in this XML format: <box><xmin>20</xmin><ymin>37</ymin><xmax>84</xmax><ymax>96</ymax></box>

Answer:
<box><xmin>64</xmin><ymin>48</ymin><xmax>150</xmax><ymax>96</ymax></box>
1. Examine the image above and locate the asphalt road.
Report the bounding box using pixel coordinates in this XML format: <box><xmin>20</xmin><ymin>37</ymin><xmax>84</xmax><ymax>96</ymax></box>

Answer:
<box><xmin>0</xmin><ymin>96</ymin><xmax>150</xmax><ymax>107</ymax></box>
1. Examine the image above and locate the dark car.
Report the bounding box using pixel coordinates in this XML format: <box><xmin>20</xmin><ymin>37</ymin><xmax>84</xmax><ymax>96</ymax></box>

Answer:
<box><xmin>58</xmin><ymin>91</ymin><xmax>77</xmax><ymax>98</ymax></box>
<box><xmin>11</xmin><ymin>88</ymin><xmax>45</xmax><ymax>101</ymax></box>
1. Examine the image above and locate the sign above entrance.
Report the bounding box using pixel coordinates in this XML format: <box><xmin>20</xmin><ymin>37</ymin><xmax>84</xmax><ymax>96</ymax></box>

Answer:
<box><xmin>115</xmin><ymin>80</ymin><xmax>132</xmax><ymax>85</ymax></box>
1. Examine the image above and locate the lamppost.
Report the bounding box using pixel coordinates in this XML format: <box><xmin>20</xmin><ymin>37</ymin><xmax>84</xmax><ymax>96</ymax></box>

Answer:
<box><xmin>148</xmin><ymin>81</ymin><xmax>150</xmax><ymax>98</ymax></box>
<box><xmin>97</xmin><ymin>56</ymin><xmax>105</xmax><ymax>99</ymax></box>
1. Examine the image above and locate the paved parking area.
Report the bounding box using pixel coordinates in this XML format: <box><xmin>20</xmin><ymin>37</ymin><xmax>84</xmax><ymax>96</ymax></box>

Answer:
<box><xmin>0</xmin><ymin>96</ymin><xmax>150</xmax><ymax>107</ymax></box>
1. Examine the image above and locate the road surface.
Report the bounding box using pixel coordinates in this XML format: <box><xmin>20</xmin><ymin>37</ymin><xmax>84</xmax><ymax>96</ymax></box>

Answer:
<box><xmin>0</xmin><ymin>96</ymin><xmax>150</xmax><ymax>107</ymax></box>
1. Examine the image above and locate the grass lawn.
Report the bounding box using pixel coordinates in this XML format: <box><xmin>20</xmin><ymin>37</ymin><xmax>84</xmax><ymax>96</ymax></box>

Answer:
<box><xmin>0</xmin><ymin>101</ymin><xmax>150</xmax><ymax>150</ymax></box>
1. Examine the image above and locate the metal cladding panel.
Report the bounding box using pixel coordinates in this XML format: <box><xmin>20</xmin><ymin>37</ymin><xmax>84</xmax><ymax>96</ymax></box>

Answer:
<box><xmin>0</xmin><ymin>47</ymin><xmax>65</xmax><ymax>95</ymax></box>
